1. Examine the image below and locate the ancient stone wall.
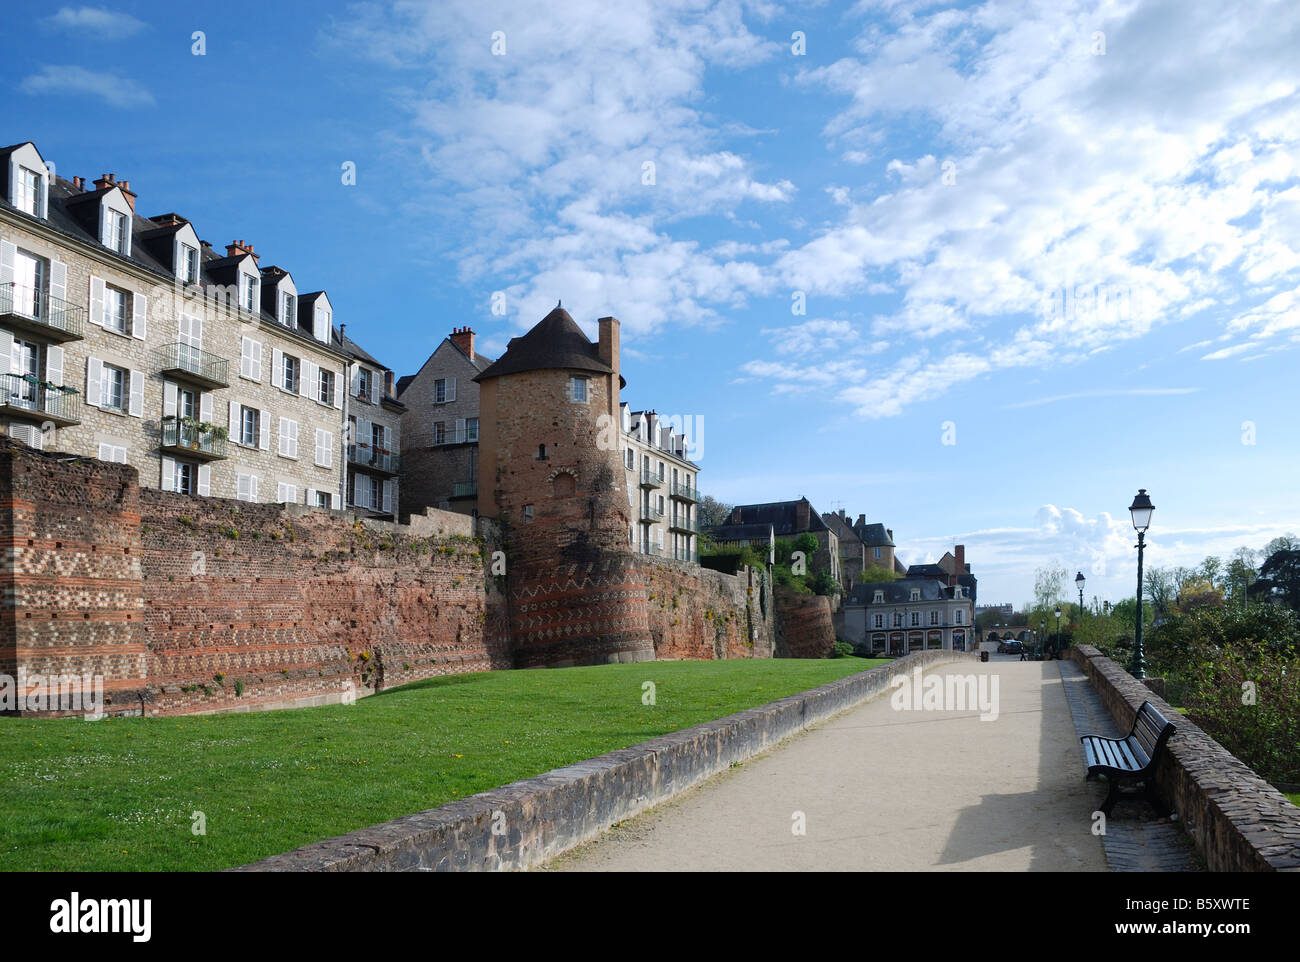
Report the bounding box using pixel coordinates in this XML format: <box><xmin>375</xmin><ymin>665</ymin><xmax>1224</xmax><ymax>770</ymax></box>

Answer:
<box><xmin>638</xmin><ymin>559</ymin><xmax>774</xmax><ymax>660</ymax></box>
<box><xmin>774</xmin><ymin>588</ymin><xmax>837</xmax><ymax>659</ymax></box>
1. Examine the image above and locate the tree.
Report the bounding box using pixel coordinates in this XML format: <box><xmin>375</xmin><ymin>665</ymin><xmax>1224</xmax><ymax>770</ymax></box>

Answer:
<box><xmin>1199</xmin><ymin>555</ymin><xmax>1223</xmax><ymax>590</ymax></box>
<box><xmin>1253</xmin><ymin>548</ymin><xmax>1300</xmax><ymax>611</ymax></box>
<box><xmin>697</xmin><ymin>495</ymin><xmax>732</xmax><ymax>530</ymax></box>
<box><xmin>1263</xmin><ymin>533</ymin><xmax>1300</xmax><ymax>557</ymax></box>
<box><xmin>1144</xmin><ymin>566</ymin><xmax>1177</xmax><ymax>619</ymax></box>
<box><xmin>859</xmin><ymin>564</ymin><xmax>899</xmax><ymax>583</ymax></box>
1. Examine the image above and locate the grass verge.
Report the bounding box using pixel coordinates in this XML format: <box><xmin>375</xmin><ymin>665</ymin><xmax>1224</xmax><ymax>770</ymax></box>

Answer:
<box><xmin>1</xmin><ymin>658</ymin><xmax>883</xmax><ymax>871</ymax></box>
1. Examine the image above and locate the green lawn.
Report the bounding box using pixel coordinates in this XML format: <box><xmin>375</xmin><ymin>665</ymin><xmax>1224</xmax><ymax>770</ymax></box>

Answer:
<box><xmin>1288</xmin><ymin>793</ymin><xmax>1300</xmax><ymax>809</ymax></box>
<box><xmin>1</xmin><ymin>658</ymin><xmax>882</xmax><ymax>871</ymax></box>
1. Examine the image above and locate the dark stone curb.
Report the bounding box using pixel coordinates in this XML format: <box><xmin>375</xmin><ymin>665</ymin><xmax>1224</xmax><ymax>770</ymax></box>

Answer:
<box><xmin>1070</xmin><ymin>645</ymin><xmax>1300</xmax><ymax>872</ymax></box>
<box><xmin>233</xmin><ymin>649</ymin><xmax>975</xmax><ymax>872</ymax></box>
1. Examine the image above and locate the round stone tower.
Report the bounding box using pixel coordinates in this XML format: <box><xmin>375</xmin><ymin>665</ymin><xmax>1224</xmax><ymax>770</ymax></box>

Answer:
<box><xmin>474</xmin><ymin>305</ymin><xmax>654</xmax><ymax>667</ymax></box>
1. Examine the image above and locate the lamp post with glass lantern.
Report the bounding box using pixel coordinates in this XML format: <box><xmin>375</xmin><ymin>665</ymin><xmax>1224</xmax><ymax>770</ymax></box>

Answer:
<box><xmin>1129</xmin><ymin>489</ymin><xmax>1155</xmax><ymax>679</ymax></box>
<box><xmin>1054</xmin><ymin>607</ymin><xmax>1062</xmax><ymax>658</ymax></box>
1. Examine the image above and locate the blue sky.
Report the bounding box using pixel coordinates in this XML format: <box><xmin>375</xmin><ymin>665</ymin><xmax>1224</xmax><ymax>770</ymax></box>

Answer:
<box><xmin>7</xmin><ymin>0</ymin><xmax>1300</xmax><ymax>606</ymax></box>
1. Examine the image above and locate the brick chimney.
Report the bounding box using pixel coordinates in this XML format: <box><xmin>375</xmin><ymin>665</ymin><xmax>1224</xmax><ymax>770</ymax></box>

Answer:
<box><xmin>72</xmin><ymin>176</ymin><xmax>84</xmax><ymax>190</ymax></box>
<box><xmin>796</xmin><ymin>499</ymin><xmax>811</xmax><ymax>531</ymax></box>
<box><xmin>449</xmin><ymin>326</ymin><xmax>475</xmax><ymax>361</ymax></box>
<box><xmin>92</xmin><ymin>173</ymin><xmax>136</xmax><ymax>212</ymax></box>
<box><xmin>887</xmin><ymin>528</ymin><xmax>893</xmax><ymax>541</ymax></box>
<box><xmin>385</xmin><ymin>370</ymin><xmax>395</xmax><ymax>397</ymax></box>
<box><xmin>597</xmin><ymin>315</ymin><xmax>620</xmax><ymax>418</ymax></box>
<box><xmin>857</xmin><ymin>513</ymin><xmax>866</xmax><ymax>527</ymax></box>
<box><xmin>225</xmin><ymin>240</ymin><xmax>258</xmax><ymax>264</ymax></box>
<box><xmin>955</xmin><ymin>544</ymin><xmax>966</xmax><ymax>573</ymax></box>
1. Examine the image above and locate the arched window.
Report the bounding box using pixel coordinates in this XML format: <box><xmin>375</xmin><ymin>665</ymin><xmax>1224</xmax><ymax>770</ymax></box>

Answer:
<box><xmin>536</xmin><ymin>444</ymin><xmax>547</xmax><ymax>461</ymax></box>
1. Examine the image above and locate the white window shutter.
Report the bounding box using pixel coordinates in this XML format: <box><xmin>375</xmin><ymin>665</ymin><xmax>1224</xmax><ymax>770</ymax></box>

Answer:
<box><xmin>301</xmin><ymin>360</ymin><xmax>313</xmax><ymax>397</ymax></box>
<box><xmin>0</xmin><ymin>240</ymin><xmax>14</xmax><ymax>289</ymax></box>
<box><xmin>272</xmin><ymin>348</ymin><xmax>283</xmax><ymax>388</ymax></box>
<box><xmin>333</xmin><ymin>370</ymin><xmax>343</xmax><ymax>408</ymax></box>
<box><xmin>278</xmin><ymin>417</ymin><xmax>289</xmax><ymax>456</ymax></box>
<box><xmin>351</xmin><ymin>367</ymin><xmax>362</xmax><ymax>397</ymax></box>
<box><xmin>250</xmin><ymin>475</ymin><xmax>259</xmax><ymax>501</ymax></box>
<box><xmin>132</xmin><ymin>293</ymin><xmax>147</xmax><ymax>340</ymax></box>
<box><xmin>259</xmin><ymin>410</ymin><xmax>271</xmax><ymax>450</ymax></box>
<box><xmin>240</xmin><ymin>337</ymin><xmax>252</xmax><ymax>378</ymax></box>
<box><xmin>447</xmin><ymin>377</ymin><xmax>456</xmax><ymax>402</ymax></box>
<box><xmin>229</xmin><ymin>400</ymin><xmax>238</xmax><ymax>435</ymax></box>
<box><xmin>307</xmin><ymin>487</ymin><xmax>317</xmax><ymax>506</ymax></box>
<box><xmin>237</xmin><ymin>474</ymin><xmax>250</xmax><ymax>501</ymax></box>
<box><xmin>200</xmin><ymin>391</ymin><xmax>213</xmax><ymax>423</ymax></box>
<box><xmin>85</xmin><ymin>357</ymin><xmax>102</xmax><ymax>407</ymax></box>
<box><xmin>0</xmin><ymin>331</ymin><xmax>14</xmax><ymax>375</ymax></box>
<box><xmin>290</xmin><ymin>420</ymin><xmax>299</xmax><ymax>458</ymax></box>
<box><xmin>160</xmin><ymin>457</ymin><xmax>176</xmax><ymax>492</ymax></box>
<box><xmin>89</xmin><ymin>275</ymin><xmax>105</xmax><ymax>326</ymax></box>
<box><xmin>455</xmin><ymin>417</ymin><xmax>465</xmax><ymax>442</ymax></box>
<box><xmin>163</xmin><ymin>382</ymin><xmax>178</xmax><ymax>417</ymax></box>
<box><xmin>252</xmin><ymin>341</ymin><xmax>263</xmax><ymax>381</ymax></box>
<box><xmin>128</xmin><ymin>370</ymin><xmax>144</xmax><ymax>417</ymax></box>
<box><xmin>382</xmin><ymin>480</ymin><xmax>393</xmax><ymax>514</ymax></box>
<box><xmin>50</xmin><ymin>259</ymin><xmax>66</xmax><ymax>304</ymax></box>
<box><xmin>197</xmin><ymin>464</ymin><xmax>211</xmax><ymax>497</ymax></box>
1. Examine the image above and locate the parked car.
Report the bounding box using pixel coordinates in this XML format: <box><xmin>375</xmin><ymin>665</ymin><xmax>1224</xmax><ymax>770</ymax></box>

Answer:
<box><xmin>1001</xmin><ymin>640</ymin><xmax>1024</xmax><ymax>655</ymax></box>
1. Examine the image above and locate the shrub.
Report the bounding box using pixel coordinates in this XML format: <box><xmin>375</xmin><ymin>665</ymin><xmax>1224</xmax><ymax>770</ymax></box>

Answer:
<box><xmin>832</xmin><ymin>641</ymin><xmax>855</xmax><ymax>658</ymax></box>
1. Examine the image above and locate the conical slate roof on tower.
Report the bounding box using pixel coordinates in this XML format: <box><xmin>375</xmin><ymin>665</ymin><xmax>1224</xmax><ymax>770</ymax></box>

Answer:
<box><xmin>473</xmin><ymin>304</ymin><xmax>621</xmax><ymax>383</ymax></box>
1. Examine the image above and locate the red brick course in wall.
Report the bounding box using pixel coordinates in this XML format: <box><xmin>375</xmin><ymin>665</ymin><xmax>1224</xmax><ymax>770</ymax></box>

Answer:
<box><xmin>639</xmin><ymin>559</ymin><xmax>775</xmax><ymax>660</ymax></box>
<box><xmin>774</xmin><ymin>588</ymin><xmax>837</xmax><ymax>659</ymax></box>
<box><xmin>1</xmin><ymin>439</ymin><xmax>508</xmax><ymax>717</ymax></box>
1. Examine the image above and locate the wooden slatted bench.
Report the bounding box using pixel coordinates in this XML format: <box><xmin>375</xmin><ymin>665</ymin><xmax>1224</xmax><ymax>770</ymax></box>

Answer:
<box><xmin>1080</xmin><ymin>700</ymin><xmax>1176</xmax><ymax>816</ymax></box>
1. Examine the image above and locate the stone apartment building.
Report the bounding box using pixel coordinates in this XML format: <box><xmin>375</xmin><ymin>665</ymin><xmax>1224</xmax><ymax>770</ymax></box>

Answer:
<box><xmin>398</xmin><ymin>319</ymin><xmax>701</xmax><ymax>559</ymax></box>
<box><xmin>341</xmin><ymin>333</ymin><xmax>404</xmax><ymax>520</ymax></box>
<box><xmin>396</xmin><ymin>326</ymin><xmax>490</xmax><ymax>518</ymax></box>
<box><xmin>906</xmin><ymin>543</ymin><xmax>977</xmax><ymax>608</ymax></box>
<box><xmin>0</xmin><ymin>139</ymin><xmax>392</xmax><ymax>509</ymax></box>
<box><xmin>842</xmin><ymin>577</ymin><xmax>974</xmax><ymax>654</ymax></box>
<box><xmin>620</xmin><ymin>405</ymin><xmax>701</xmax><ymax>563</ymax></box>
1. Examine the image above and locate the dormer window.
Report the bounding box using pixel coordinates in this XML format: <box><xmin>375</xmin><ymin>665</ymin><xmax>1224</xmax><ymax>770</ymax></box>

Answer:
<box><xmin>910</xmin><ymin>588</ymin><xmax>921</xmax><ymax>601</ymax></box>
<box><xmin>180</xmin><ymin>244</ymin><xmax>199</xmax><ymax>283</ymax></box>
<box><xmin>15</xmin><ymin>166</ymin><xmax>43</xmax><ymax>217</ymax></box>
<box><xmin>242</xmin><ymin>274</ymin><xmax>259</xmax><ymax>313</ymax></box>
<box><xmin>106</xmin><ymin>209</ymin><xmax>129</xmax><ymax>254</ymax></box>
<box><xmin>872</xmin><ymin>590</ymin><xmax>884</xmax><ymax>604</ymax></box>
<box><xmin>281</xmin><ymin>291</ymin><xmax>296</xmax><ymax>327</ymax></box>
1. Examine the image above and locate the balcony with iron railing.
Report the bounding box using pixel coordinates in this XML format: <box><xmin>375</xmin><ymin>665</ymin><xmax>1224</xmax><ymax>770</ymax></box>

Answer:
<box><xmin>348</xmin><ymin>442</ymin><xmax>400</xmax><ymax>475</ymax></box>
<box><xmin>433</xmin><ymin>428</ymin><xmax>479</xmax><ymax>446</ymax></box>
<box><xmin>640</xmin><ymin>543</ymin><xmax>661</xmax><ymax>557</ymax></box>
<box><xmin>0</xmin><ymin>283</ymin><xmax>85</xmax><ymax>341</ymax></box>
<box><xmin>156</xmin><ymin>342</ymin><xmax>230</xmax><ymax>389</ymax></box>
<box><xmin>0</xmin><ymin>374</ymin><xmax>81</xmax><ymax>426</ymax></box>
<box><xmin>451</xmin><ymin>481</ymin><xmax>477</xmax><ymax>498</ymax></box>
<box><xmin>672</xmin><ymin>549</ymin><xmax>700</xmax><ymax>564</ymax></box>
<box><xmin>160</xmin><ymin>415</ymin><xmax>228</xmax><ymax>460</ymax></box>
<box><xmin>669</xmin><ymin>514</ymin><xmax>699</xmax><ymax>534</ymax></box>
<box><xmin>670</xmin><ymin>480</ymin><xmax>699</xmax><ymax>502</ymax></box>
<box><xmin>640</xmin><ymin>469</ymin><xmax>665</xmax><ymax>488</ymax></box>
<box><xmin>639</xmin><ymin>504</ymin><xmax>665</xmax><ymax>524</ymax></box>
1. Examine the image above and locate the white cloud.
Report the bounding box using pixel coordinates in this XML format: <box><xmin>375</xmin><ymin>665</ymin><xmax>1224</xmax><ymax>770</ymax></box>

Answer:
<box><xmin>44</xmin><ymin>6</ymin><xmax>147</xmax><ymax>39</ymax></box>
<box><xmin>20</xmin><ymin>65</ymin><xmax>154</xmax><ymax>108</ymax></box>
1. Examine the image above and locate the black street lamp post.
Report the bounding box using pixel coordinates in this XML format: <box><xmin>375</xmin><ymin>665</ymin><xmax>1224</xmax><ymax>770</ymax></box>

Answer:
<box><xmin>1129</xmin><ymin>488</ymin><xmax>1155</xmax><ymax>679</ymax></box>
<box><xmin>1076</xmin><ymin>571</ymin><xmax>1086</xmax><ymax>627</ymax></box>
<box><xmin>1054</xmin><ymin>607</ymin><xmax>1062</xmax><ymax>659</ymax></box>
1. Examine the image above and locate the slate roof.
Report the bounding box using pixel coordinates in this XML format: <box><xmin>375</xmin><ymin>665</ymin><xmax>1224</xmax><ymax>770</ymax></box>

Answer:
<box><xmin>724</xmin><ymin>499</ymin><xmax>829</xmax><ymax>535</ymax></box>
<box><xmin>706</xmin><ymin>522</ymin><xmax>775</xmax><ymax>543</ymax></box>
<box><xmin>821</xmin><ymin>513</ymin><xmax>862</xmax><ymax>545</ymax></box>
<box><xmin>856</xmin><ymin>522</ymin><xmax>894</xmax><ymax>546</ymax></box>
<box><xmin>847</xmin><ymin>579</ymin><xmax>957</xmax><ymax>606</ymax></box>
<box><xmin>474</xmin><ymin>306</ymin><xmax>618</xmax><ymax>382</ymax></box>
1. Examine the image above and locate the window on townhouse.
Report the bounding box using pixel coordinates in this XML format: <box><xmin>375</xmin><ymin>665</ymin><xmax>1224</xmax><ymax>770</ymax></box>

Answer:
<box><xmin>433</xmin><ymin>422</ymin><xmax>446</xmax><ymax>445</ymax></box>
<box><xmin>281</xmin><ymin>291</ymin><xmax>296</xmax><ymax>327</ymax></box>
<box><xmin>910</xmin><ymin>588</ymin><xmax>921</xmax><ymax>601</ymax></box>
<box><xmin>107</xmin><ymin>209</ymin><xmax>129</xmax><ymax>254</ymax></box>
<box><xmin>181</xmin><ymin>244</ymin><xmax>199</xmax><ymax>283</ymax></box>
<box><xmin>104</xmin><ymin>286</ymin><xmax>129</xmax><ymax>334</ymax></box>
<box><xmin>316</xmin><ymin>490</ymin><xmax>331</xmax><ymax>509</ymax></box>
<box><xmin>282</xmin><ymin>354</ymin><xmax>299</xmax><ymax>393</ymax></box>
<box><xmin>569</xmin><ymin>376</ymin><xmax>587</xmax><ymax>402</ymax></box>
<box><xmin>522</xmin><ymin>504</ymin><xmax>534</xmax><ymax>524</ymax></box>
<box><xmin>173</xmin><ymin>461</ymin><xmax>196</xmax><ymax>495</ymax></box>
<box><xmin>911</xmin><ymin>612</ymin><xmax>920</xmax><ymax>627</ymax></box>
<box><xmin>433</xmin><ymin>376</ymin><xmax>454</xmax><ymax>403</ymax></box>
<box><xmin>318</xmin><ymin>368</ymin><xmax>335</xmax><ymax>406</ymax></box>
<box><xmin>657</xmin><ymin>462</ymin><xmax>665</xmax><ymax>481</ymax></box>
<box><xmin>930</xmin><ymin>611</ymin><xmax>939</xmax><ymax>625</ymax></box>
<box><xmin>16</xmin><ymin>167</ymin><xmax>42</xmax><ymax>216</ymax></box>
<box><xmin>466</xmin><ymin>417</ymin><xmax>479</xmax><ymax>442</ymax></box>
<box><xmin>874</xmin><ymin>614</ymin><xmax>883</xmax><ymax>628</ymax></box>
<box><xmin>101</xmin><ymin>364</ymin><xmax>126</xmax><ymax>412</ymax></box>
<box><xmin>873</xmin><ymin>590</ymin><xmax>884</xmax><ymax>604</ymax></box>
<box><xmin>240</xmin><ymin>407</ymin><xmax>258</xmax><ymax>447</ymax></box>
<box><xmin>874</xmin><ymin>547</ymin><xmax>881</xmax><ymax>560</ymax></box>
<box><xmin>242</xmin><ymin>274</ymin><xmax>259</xmax><ymax>313</ymax></box>
<box><xmin>955</xmin><ymin>610</ymin><xmax>964</xmax><ymax>625</ymax></box>
<box><xmin>625</xmin><ymin>448</ymin><xmax>634</xmax><ymax>469</ymax></box>
<box><xmin>894</xmin><ymin>613</ymin><xmax>902</xmax><ymax>628</ymax></box>
<box><xmin>178</xmin><ymin>386</ymin><xmax>197</xmax><ymax>419</ymax></box>
<box><xmin>357</xmin><ymin>367</ymin><xmax>373</xmax><ymax>402</ymax></box>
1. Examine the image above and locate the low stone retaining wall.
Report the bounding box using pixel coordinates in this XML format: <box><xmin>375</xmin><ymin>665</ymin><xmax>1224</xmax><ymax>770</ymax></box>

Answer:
<box><xmin>235</xmin><ymin>649</ymin><xmax>976</xmax><ymax>871</ymax></box>
<box><xmin>1070</xmin><ymin>645</ymin><xmax>1300</xmax><ymax>872</ymax></box>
